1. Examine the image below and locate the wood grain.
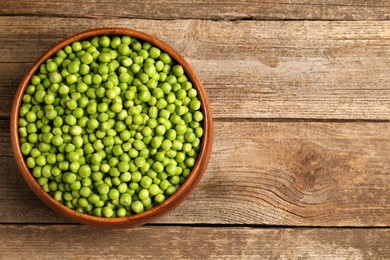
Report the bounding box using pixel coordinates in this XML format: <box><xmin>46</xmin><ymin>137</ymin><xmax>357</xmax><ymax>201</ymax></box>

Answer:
<box><xmin>1</xmin><ymin>18</ymin><xmax>390</xmax><ymax>119</ymax></box>
<box><xmin>1</xmin><ymin>2</ymin><xmax>389</xmax><ymax>259</ymax></box>
<box><xmin>1</xmin><ymin>0</ymin><xmax>389</xmax><ymax>20</ymax></box>
<box><xmin>2</xmin><ymin>119</ymin><xmax>389</xmax><ymax>226</ymax></box>
<box><xmin>0</xmin><ymin>225</ymin><xmax>388</xmax><ymax>259</ymax></box>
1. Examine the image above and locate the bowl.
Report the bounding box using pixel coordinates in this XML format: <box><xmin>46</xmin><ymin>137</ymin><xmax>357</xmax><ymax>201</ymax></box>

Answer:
<box><xmin>10</xmin><ymin>28</ymin><xmax>213</xmax><ymax>228</ymax></box>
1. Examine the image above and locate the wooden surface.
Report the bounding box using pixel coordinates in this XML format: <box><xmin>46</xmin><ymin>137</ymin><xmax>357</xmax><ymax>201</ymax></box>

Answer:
<box><xmin>1</xmin><ymin>0</ymin><xmax>390</xmax><ymax>20</ymax></box>
<box><xmin>1</xmin><ymin>1</ymin><xmax>389</xmax><ymax>259</ymax></box>
<box><xmin>2</xmin><ymin>18</ymin><xmax>390</xmax><ymax>119</ymax></box>
<box><xmin>1</xmin><ymin>119</ymin><xmax>390</xmax><ymax>226</ymax></box>
<box><xmin>1</xmin><ymin>226</ymin><xmax>389</xmax><ymax>259</ymax></box>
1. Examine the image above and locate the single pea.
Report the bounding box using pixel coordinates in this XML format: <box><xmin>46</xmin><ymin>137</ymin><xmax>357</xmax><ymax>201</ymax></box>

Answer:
<box><xmin>173</xmin><ymin>65</ymin><xmax>184</xmax><ymax>76</ymax></box>
<box><xmin>66</xmin><ymin>99</ymin><xmax>77</xmax><ymax>111</ymax></box>
<box><xmin>90</xmin><ymin>153</ymin><xmax>102</xmax><ymax>165</ymax></box>
<box><xmin>97</xmin><ymin>183</ymin><xmax>110</xmax><ymax>195</ymax></box>
<box><xmin>138</xmin><ymin>189</ymin><xmax>149</xmax><ymax>200</ymax></box>
<box><xmin>132</xmin><ymin>139</ymin><xmax>145</xmax><ymax>151</ymax></box>
<box><xmin>76</xmin><ymin>82</ymin><xmax>88</xmax><ymax>93</ymax></box>
<box><xmin>88</xmin><ymin>193</ymin><xmax>100</xmax><ymax>205</ymax></box>
<box><xmin>116</xmin><ymin>161</ymin><xmax>129</xmax><ymax>173</ymax></box>
<box><xmin>192</xmin><ymin>110</ymin><xmax>203</xmax><ymax>121</ymax></box>
<box><xmin>148</xmin><ymin>184</ymin><xmax>160</xmax><ymax>196</ymax></box>
<box><xmin>131</xmin><ymin>200</ymin><xmax>144</xmax><ymax>213</ymax></box>
<box><xmin>27</xmin><ymin>124</ymin><xmax>38</xmax><ymax>135</ymax></box>
<box><xmin>140</xmin><ymin>175</ymin><xmax>152</xmax><ymax>188</ymax></box>
<box><xmin>149</xmin><ymin>47</ymin><xmax>161</xmax><ymax>59</ymax></box>
<box><xmin>185</xmin><ymin>157</ymin><xmax>196</xmax><ymax>168</ymax></box>
<box><xmin>67</xmin><ymin>61</ymin><xmax>79</xmax><ymax>74</ymax></box>
<box><xmin>25</xmin><ymin>111</ymin><xmax>37</xmax><ymax>123</ymax></box>
<box><xmin>161</xmin><ymin>139</ymin><xmax>172</xmax><ymax>151</ymax></box>
<box><xmin>120</xmin><ymin>193</ymin><xmax>132</xmax><ymax>206</ymax></box>
<box><xmin>68</xmin><ymin>151</ymin><xmax>80</xmax><ymax>163</ymax></box>
<box><xmin>35</xmin><ymin>155</ymin><xmax>46</xmax><ymax>166</ymax></box>
<box><xmin>69</xmin><ymin>161</ymin><xmax>80</xmax><ymax>173</ymax></box>
<box><xmin>19</xmin><ymin>119</ymin><xmax>29</xmax><ymax>130</ymax></box>
<box><xmin>165</xmin><ymin>163</ymin><xmax>177</xmax><ymax>176</ymax></box>
<box><xmin>31</xmin><ymin>75</ymin><xmax>41</xmax><ymax>85</ymax></box>
<box><xmin>21</xmin><ymin>143</ymin><xmax>33</xmax><ymax>156</ymax></box>
<box><xmin>71</xmin><ymin>41</ymin><xmax>82</xmax><ymax>52</ymax></box>
<box><xmin>116</xmin><ymin>208</ymin><xmax>127</xmax><ymax>217</ymax></box>
<box><xmin>107</xmin><ymin>188</ymin><xmax>119</xmax><ymax>200</ymax></box>
<box><xmin>152</xmin><ymin>161</ymin><xmax>164</xmax><ymax>173</ymax></box>
<box><xmin>87</xmin><ymin>118</ymin><xmax>99</xmax><ymax>130</ymax></box>
<box><xmin>92</xmin><ymin>74</ymin><xmax>102</xmax><ymax>84</ymax></box>
<box><xmin>46</xmin><ymin>61</ymin><xmax>58</xmax><ymax>72</ymax></box>
<box><xmin>79</xmin><ymin>164</ymin><xmax>91</xmax><ymax>178</ymax></box>
<box><xmin>150</xmin><ymin>136</ymin><xmax>162</xmax><ymax>149</ymax></box>
<box><xmin>139</xmin><ymin>90</ymin><xmax>151</xmax><ymax>102</ymax></box>
<box><xmin>79</xmin><ymin>186</ymin><xmax>91</xmax><ymax>198</ymax></box>
<box><xmin>63</xmin><ymin>172</ymin><xmax>77</xmax><ymax>184</ymax></box>
<box><xmin>121</xmin><ymin>57</ymin><xmax>133</xmax><ymax>67</ymax></box>
<box><xmin>80</xmin><ymin>52</ymin><xmax>93</xmax><ymax>64</ymax></box>
<box><xmin>112</xmin><ymin>144</ymin><xmax>123</xmax><ymax>156</ymax></box>
<box><xmin>160</xmin><ymin>53</ymin><xmax>172</xmax><ymax>64</ymax></box>
<box><xmin>26</xmin><ymin>85</ymin><xmax>36</xmax><ymax>96</ymax></box>
<box><xmin>28</xmin><ymin>133</ymin><xmax>39</xmax><ymax>144</ymax></box>
<box><xmin>119</xmin><ymin>172</ymin><xmax>131</xmax><ymax>183</ymax></box>
<box><xmin>155</xmin><ymin>194</ymin><xmax>165</xmax><ymax>204</ymax></box>
<box><xmin>48</xmin><ymin>72</ymin><xmax>62</xmax><ymax>84</ymax></box>
<box><xmin>99</xmin><ymin>36</ymin><xmax>110</xmax><ymax>47</ymax></box>
<box><xmin>131</xmin><ymin>171</ymin><xmax>142</xmax><ymax>183</ymax></box>
<box><xmin>69</xmin><ymin>125</ymin><xmax>82</xmax><ymax>136</ymax></box>
<box><xmin>166</xmin><ymin>186</ymin><xmax>177</xmax><ymax>196</ymax></box>
<box><xmin>132</xmin><ymin>114</ymin><xmax>143</xmax><ymax>125</ymax></box>
<box><xmin>189</xmin><ymin>99</ymin><xmax>201</xmax><ymax>111</ymax></box>
<box><xmin>118</xmin><ymin>43</ymin><xmax>130</xmax><ymax>55</ymax></box>
<box><xmin>131</xmin><ymin>41</ymin><xmax>142</xmax><ymax>51</ymax></box>
<box><xmin>102</xmin><ymin>206</ymin><xmax>114</xmax><ymax>217</ymax></box>
<box><xmin>159</xmin><ymin>179</ymin><xmax>171</xmax><ymax>191</ymax></box>
<box><xmin>26</xmin><ymin>157</ymin><xmax>36</xmax><ymax>168</ymax></box>
<box><xmin>156</xmin><ymin>98</ymin><xmax>168</xmax><ymax>109</ymax></box>
<box><xmin>99</xmin><ymin>52</ymin><xmax>111</xmax><ymax>63</ymax></box>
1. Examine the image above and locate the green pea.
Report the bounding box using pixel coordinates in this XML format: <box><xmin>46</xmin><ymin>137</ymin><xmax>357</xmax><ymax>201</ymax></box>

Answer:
<box><xmin>155</xmin><ymin>194</ymin><xmax>165</xmax><ymax>204</ymax></box>
<box><xmin>21</xmin><ymin>143</ymin><xmax>33</xmax><ymax>155</ymax></box>
<box><xmin>97</xmin><ymin>183</ymin><xmax>109</xmax><ymax>195</ymax></box>
<box><xmin>119</xmin><ymin>193</ymin><xmax>132</xmax><ymax>206</ymax></box>
<box><xmin>79</xmin><ymin>165</ymin><xmax>91</xmax><ymax>178</ymax></box>
<box><xmin>102</xmin><ymin>206</ymin><xmax>113</xmax><ymax>217</ymax></box>
<box><xmin>131</xmin><ymin>200</ymin><xmax>144</xmax><ymax>213</ymax></box>
<box><xmin>108</xmin><ymin>188</ymin><xmax>120</xmax><ymax>200</ymax></box>
<box><xmin>63</xmin><ymin>172</ymin><xmax>77</xmax><ymax>184</ymax></box>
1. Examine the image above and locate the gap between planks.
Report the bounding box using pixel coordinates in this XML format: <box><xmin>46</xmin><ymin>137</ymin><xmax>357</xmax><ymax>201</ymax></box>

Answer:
<box><xmin>0</xmin><ymin>13</ymin><xmax>390</xmax><ymax>22</ymax></box>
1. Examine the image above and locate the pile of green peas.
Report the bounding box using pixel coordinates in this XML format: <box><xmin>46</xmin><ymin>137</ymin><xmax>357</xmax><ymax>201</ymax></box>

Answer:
<box><xmin>18</xmin><ymin>35</ymin><xmax>204</xmax><ymax>218</ymax></box>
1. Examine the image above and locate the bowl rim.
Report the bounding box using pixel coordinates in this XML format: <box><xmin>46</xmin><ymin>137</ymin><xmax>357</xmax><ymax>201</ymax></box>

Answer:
<box><xmin>10</xmin><ymin>28</ymin><xmax>213</xmax><ymax>228</ymax></box>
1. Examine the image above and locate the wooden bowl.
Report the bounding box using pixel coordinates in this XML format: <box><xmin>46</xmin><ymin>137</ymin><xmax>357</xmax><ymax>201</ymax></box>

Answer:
<box><xmin>10</xmin><ymin>28</ymin><xmax>213</xmax><ymax>228</ymax></box>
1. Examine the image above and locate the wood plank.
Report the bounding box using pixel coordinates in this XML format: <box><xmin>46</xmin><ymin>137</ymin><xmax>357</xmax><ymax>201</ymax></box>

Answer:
<box><xmin>1</xmin><ymin>18</ymin><xmax>390</xmax><ymax>119</ymax></box>
<box><xmin>1</xmin><ymin>0</ymin><xmax>389</xmax><ymax>20</ymax></box>
<box><xmin>2</xmin><ymin>119</ymin><xmax>389</xmax><ymax>226</ymax></box>
<box><xmin>0</xmin><ymin>225</ymin><xmax>388</xmax><ymax>259</ymax></box>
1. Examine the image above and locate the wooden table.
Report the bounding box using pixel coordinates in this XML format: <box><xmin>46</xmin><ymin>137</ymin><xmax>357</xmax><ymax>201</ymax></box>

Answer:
<box><xmin>1</xmin><ymin>1</ymin><xmax>389</xmax><ymax>258</ymax></box>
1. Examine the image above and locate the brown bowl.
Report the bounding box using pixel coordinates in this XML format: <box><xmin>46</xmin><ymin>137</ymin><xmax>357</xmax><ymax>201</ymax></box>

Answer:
<box><xmin>10</xmin><ymin>28</ymin><xmax>213</xmax><ymax>228</ymax></box>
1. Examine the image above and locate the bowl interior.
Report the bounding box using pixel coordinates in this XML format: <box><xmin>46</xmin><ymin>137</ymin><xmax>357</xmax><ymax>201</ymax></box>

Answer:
<box><xmin>10</xmin><ymin>28</ymin><xmax>213</xmax><ymax>228</ymax></box>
